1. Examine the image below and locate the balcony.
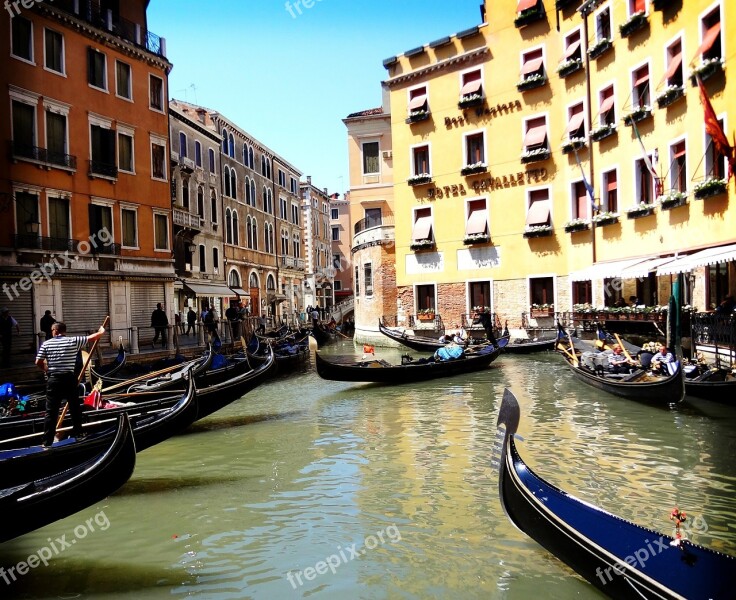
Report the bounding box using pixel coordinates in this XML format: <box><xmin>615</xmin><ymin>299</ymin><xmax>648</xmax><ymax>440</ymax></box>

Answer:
<box><xmin>88</xmin><ymin>160</ymin><xmax>118</xmax><ymax>179</ymax></box>
<box><xmin>173</xmin><ymin>207</ymin><xmax>203</xmax><ymax>231</ymax></box>
<box><xmin>91</xmin><ymin>242</ymin><xmax>121</xmax><ymax>256</ymax></box>
<box><xmin>180</xmin><ymin>156</ymin><xmax>195</xmax><ymax>173</ymax></box>
<box><xmin>352</xmin><ymin>215</ymin><xmax>395</xmax><ymax>250</ymax></box>
<box><xmin>9</xmin><ymin>141</ymin><xmax>77</xmax><ymax>170</ymax></box>
<box><xmin>14</xmin><ymin>234</ymin><xmax>79</xmax><ymax>252</ymax></box>
<box><xmin>281</xmin><ymin>256</ymin><xmax>306</xmax><ymax>270</ymax></box>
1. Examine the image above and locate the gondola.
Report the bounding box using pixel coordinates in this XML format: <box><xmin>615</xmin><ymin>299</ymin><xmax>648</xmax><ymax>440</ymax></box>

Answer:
<box><xmin>503</xmin><ymin>337</ymin><xmax>557</xmax><ymax>354</ymax></box>
<box><xmin>0</xmin><ymin>372</ymin><xmax>196</xmax><ymax>486</ymax></box>
<box><xmin>556</xmin><ymin>342</ymin><xmax>684</xmax><ymax>405</ymax></box>
<box><xmin>684</xmin><ymin>366</ymin><xmax>736</xmax><ymax>402</ymax></box>
<box><xmin>247</xmin><ymin>334</ymin><xmax>309</xmax><ymax>374</ymax></box>
<box><xmin>315</xmin><ymin>340</ymin><xmax>505</xmax><ymax>384</ymax></box>
<box><xmin>0</xmin><ymin>412</ymin><xmax>136</xmax><ymax>543</ymax></box>
<box><xmin>89</xmin><ymin>344</ymin><xmax>127</xmax><ymax>382</ymax></box>
<box><xmin>378</xmin><ymin>320</ymin><xmax>452</xmax><ymax>352</ymax></box>
<box><xmin>309</xmin><ymin>322</ymin><xmax>337</xmax><ymax>347</ymax></box>
<box><xmin>495</xmin><ymin>388</ymin><xmax>736</xmax><ymax>598</ymax></box>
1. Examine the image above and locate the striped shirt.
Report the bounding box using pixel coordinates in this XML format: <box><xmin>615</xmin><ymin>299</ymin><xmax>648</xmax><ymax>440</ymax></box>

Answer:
<box><xmin>36</xmin><ymin>336</ymin><xmax>87</xmax><ymax>375</ymax></box>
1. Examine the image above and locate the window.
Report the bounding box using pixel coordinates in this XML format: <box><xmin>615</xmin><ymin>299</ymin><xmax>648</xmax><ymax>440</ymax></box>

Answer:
<box><xmin>264</xmin><ymin>223</ymin><xmax>274</xmax><ymax>254</ymax></box>
<box><xmin>696</xmin><ymin>7</ymin><xmax>722</xmax><ymax>63</ymax></box>
<box><xmin>179</xmin><ymin>132</ymin><xmax>187</xmax><ymax>158</ymax></box>
<box><xmin>46</xmin><ymin>110</ymin><xmax>68</xmax><ymax>166</ymax></box>
<box><xmin>412</xmin><ymin>144</ymin><xmax>431</xmax><ymax>176</ymax></box>
<box><xmin>250</xmin><ymin>180</ymin><xmax>256</xmax><ymax>207</ymax></box>
<box><xmin>249</xmin><ymin>147</ymin><xmax>255</xmax><ymax>169</ymax></box>
<box><xmin>115</xmin><ymin>61</ymin><xmax>131</xmax><ymax>99</ymax></box>
<box><xmin>460</xmin><ymin>69</ymin><xmax>483</xmax><ymax>102</ymax></box>
<box><xmin>88</xmin><ymin>48</ymin><xmax>107</xmax><ymax>90</ymax></box>
<box><xmin>122</xmin><ymin>208</ymin><xmax>137</xmax><ymax>247</ymax></box>
<box><xmin>571</xmin><ymin>181</ymin><xmax>589</xmax><ymax>220</ymax></box>
<box><xmin>599</xmin><ymin>86</ymin><xmax>615</xmax><ymax>126</ymax></box>
<box><xmin>11</xmin><ymin>100</ymin><xmax>35</xmax><ymax>156</ymax></box>
<box><xmin>88</xmin><ymin>204</ymin><xmax>113</xmax><ymax>242</ymax></box>
<box><xmin>602</xmin><ymin>169</ymin><xmax>618</xmax><ymax>212</ymax></box>
<box><xmin>44</xmin><ymin>29</ymin><xmax>64</xmax><ymax>74</ymax></box>
<box><xmin>466</xmin><ymin>198</ymin><xmax>488</xmax><ymax>239</ymax></box>
<box><xmin>11</xmin><ymin>16</ymin><xmax>33</xmax><ymax>62</ymax></box>
<box><xmin>231</xmin><ymin>170</ymin><xmax>237</xmax><ymax>200</ymax></box>
<box><xmin>632</xmin><ymin>64</ymin><xmax>650</xmax><ymax>108</ymax></box>
<box><xmin>197</xmin><ymin>187</ymin><xmax>204</xmax><ymax>216</ymax></box>
<box><xmin>364</xmin><ymin>264</ymin><xmax>374</xmax><ymax>297</ymax></box>
<box><xmin>224</xmin><ymin>166</ymin><xmax>231</xmax><ymax>197</ymax></box>
<box><xmin>265</xmin><ymin>189</ymin><xmax>273</xmax><ymax>214</ymax></box>
<box><xmin>262</xmin><ymin>186</ymin><xmax>267</xmax><ymax>209</ymax></box>
<box><xmin>199</xmin><ymin>245</ymin><xmax>206</xmax><ymax>272</ymax></box>
<box><xmin>182</xmin><ymin>179</ymin><xmax>190</xmax><ymax>210</ymax></box>
<box><xmin>595</xmin><ymin>6</ymin><xmax>612</xmax><ymax>42</ymax></box>
<box><xmin>412</xmin><ymin>207</ymin><xmax>433</xmax><ymax>244</ymax></box>
<box><xmin>232</xmin><ymin>212</ymin><xmax>239</xmax><ymax>245</ymax></box>
<box><xmin>464</xmin><ymin>131</ymin><xmax>485</xmax><ymax>166</ymax></box>
<box><xmin>290</xmin><ymin>177</ymin><xmax>297</xmax><ymax>193</ymax></box>
<box><xmin>355</xmin><ymin>266</ymin><xmax>360</xmax><ymax>297</ymax></box>
<box><xmin>208</xmin><ymin>148</ymin><xmax>215</xmax><ymax>173</ymax></box>
<box><xmin>603</xmin><ymin>277</ymin><xmax>623</xmax><ymax>307</ymax></box>
<box><xmin>292</xmin><ymin>204</ymin><xmax>300</xmax><ymax>225</ymax></box>
<box><xmin>278</xmin><ymin>169</ymin><xmax>286</xmax><ymax>187</ymax></box>
<box><xmin>523</xmin><ymin>116</ymin><xmax>549</xmax><ymax>155</ymax></box>
<box><xmin>117</xmin><ymin>131</ymin><xmax>134</xmax><ymax>173</ymax></box>
<box><xmin>154</xmin><ymin>214</ymin><xmax>168</xmax><ymax>250</ymax></box>
<box><xmin>331</xmin><ymin>208</ymin><xmax>339</xmax><ymax>220</ymax></box>
<box><xmin>261</xmin><ymin>155</ymin><xmax>267</xmax><ymax>176</ymax></box>
<box><xmin>195</xmin><ymin>141</ymin><xmax>202</xmax><ymax>168</ymax></box>
<box><xmin>526</xmin><ymin>189</ymin><xmax>552</xmax><ymax>228</ymax></box>
<box><xmin>90</xmin><ymin>124</ymin><xmax>116</xmax><ymax>176</ymax></box>
<box><xmin>151</xmin><ymin>142</ymin><xmax>166</xmax><ymax>180</ymax></box>
<box><xmin>560</xmin><ymin>30</ymin><xmax>582</xmax><ymax>67</ymax></box>
<box><xmin>48</xmin><ymin>197</ymin><xmax>70</xmax><ymax>241</ymax></box>
<box><xmin>628</xmin><ymin>0</ymin><xmax>646</xmax><ymax>17</ymax></box>
<box><xmin>245</xmin><ymin>177</ymin><xmax>251</xmax><ymax>205</ymax></box>
<box><xmin>707</xmin><ymin>263</ymin><xmax>729</xmax><ymax>311</ymax></box>
<box><xmin>280</xmin><ymin>197</ymin><xmax>287</xmax><ymax>219</ymax></box>
<box><xmin>331</xmin><ymin>226</ymin><xmax>340</xmax><ymax>242</ymax></box>
<box><xmin>252</xmin><ymin>221</ymin><xmax>259</xmax><ymax>250</ymax></box>
<box><xmin>520</xmin><ymin>48</ymin><xmax>545</xmax><ymax>83</ymax></box>
<box><xmin>282</xmin><ymin>230</ymin><xmax>290</xmax><ymax>256</ymax></box>
<box><xmin>530</xmin><ymin>276</ymin><xmax>554</xmax><ymax>307</ymax></box>
<box><xmin>246</xmin><ymin>217</ymin><xmax>253</xmax><ymax>248</ymax></box>
<box><xmin>572</xmin><ymin>281</ymin><xmax>592</xmax><ymax>305</ymax></box>
<box><xmin>225</xmin><ymin>209</ymin><xmax>232</xmax><ymax>244</ymax></box>
<box><xmin>469</xmin><ymin>281</ymin><xmax>491</xmax><ymax>311</ymax></box>
<box><xmin>149</xmin><ymin>75</ymin><xmax>164</xmax><ymax>111</ymax></box>
<box><xmin>222</xmin><ymin>129</ymin><xmax>228</xmax><ymax>154</ymax></box>
<box><xmin>416</xmin><ymin>284</ymin><xmax>436</xmax><ymax>313</ymax></box>
<box><xmin>211</xmin><ymin>191</ymin><xmax>218</xmax><ymax>223</ymax></box>
<box><xmin>293</xmin><ymin>234</ymin><xmax>300</xmax><ymax>258</ymax></box>
<box><xmin>227</xmin><ymin>133</ymin><xmax>234</xmax><ymax>158</ymax></box>
<box><xmin>565</xmin><ymin>103</ymin><xmax>586</xmax><ymax>143</ymax></box>
<box><xmin>706</xmin><ymin>116</ymin><xmax>728</xmax><ymax>179</ymax></box>
<box><xmin>334</xmin><ymin>281</ymin><xmax>342</xmax><ymax>291</ymax></box>
<box><xmin>15</xmin><ymin>191</ymin><xmax>39</xmax><ymax>237</ymax></box>
<box><xmin>634</xmin><ymin>156</ymin><xmax>656</xmax><ymax>204</ymax></box>
<box><xmin>213</xmin><ymin>247</ymin><xmax>219</xmax><ymax>273</ymax></box>
<box><xmin>663</xmin><ymin>39</ymin><xmax>683</xmax><ymax>89</ymax></box>
<box><xmin>365</xmin><ymin>207</ymin><xmax>382</xmax><ymax>228</ymax></box>
<box><xmin>408</xmin><ymin>85</ymin><xmax>429</xmax><ymax>116</ymax></box>
<box><xmin>670</xmin><ymin>140</ymin><xmax>687</xmax><ymax>193</ymax></box>
<box><xmin>362</xmin><ymin>141</ymin><xmax>380</xmax><ymax>175</ymax></box>
<box><xmin>243</xmin><ymin>144</ymin><xmax>248</xmax><ymax>165</ymax></box>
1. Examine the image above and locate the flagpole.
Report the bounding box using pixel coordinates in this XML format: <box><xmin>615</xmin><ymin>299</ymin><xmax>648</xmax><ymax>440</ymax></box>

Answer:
<box><xmin>581</xmin><ymin>3</ymin><xmax>597</xmax><ymax>264</ymax></box>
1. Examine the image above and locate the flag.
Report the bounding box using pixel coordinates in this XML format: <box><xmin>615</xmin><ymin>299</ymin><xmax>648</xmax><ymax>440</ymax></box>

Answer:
<box><xmin>363</xmin><ymin>344</ymin><xmax>375</xmax><ymax>355</ymax></box>
<box><xmin>572</xmin><ymin>149</ymin><xmax>597</xmax><ymax>210</ymax></box>
<box><xmin>630</xmin><ymin>119</ymin><xmax>660</xmax><ymax>185</ymax></box>
<box><xmin>697</xmin><ymin>75</ymin><xmax>735</xmax><ymax>180</ymax></box>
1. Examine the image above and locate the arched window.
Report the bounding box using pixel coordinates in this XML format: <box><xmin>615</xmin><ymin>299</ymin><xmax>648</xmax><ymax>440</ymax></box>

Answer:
<box><xmin>230</xmin><ymin>170</ymin><xmax>237</xmax><ymax>200</ymax></box>
<box><xmin>224</xmin><ymin>166</ymin><xmax>231</xmax><ymax>197</ymax></box>
<box><xmin>212</xmin><ymin>247</ymin><xmax>219</xmax><ymax>272</ymax></box>
<box><xmin>261</xmin><ymin>155</ymin><xmax>266</xmax><ymax>176</ymax></box>
<box><xmin>245</xmin><ymin>177</ymin><xmax>251</xmax><ymax>205</ymax></box>
<box><xmin>246</xmin><ymin>216</ymin><xmax>253</xmax><ymax>248</ymax></box>
<box><xmin>266</xmin><ymin>158</ymin><xmax>272</xmax><ymax>180</ymax></box>
<box><xmin>281</xmin><ymin>229</ymin><xmax>289</xmax><ymax>256</ymax></box>
<box><xmin>228</xmin><ymin>133</ymin><xmax>234</xmax><ymax>158</ymax></box>
<box><xmin>243</xmin><ymin>143</ymin><xmax>247</xmax><ymax>165</ymax></box>
<box><xmin>222</xmin><ymin>128</ymin><xmax>228</xmax><ymax>154</ymax></box>
<box><xmin>250</xmin><ymin>180</ymin><xmax>256</xmax><ymax>204</ymax></box>
<box><xmin>197</xmin><ymin>186</ymin><xmax>204</xmax><ymax>216</ymax></box>
<box><xmin>179</xmin><ymin>132</ymin><xmax>187</xmax><ymax>157</ymax></box>
<box><xmin>199</xmin><ymin>244</ymin><xmax>206</xmax><ymax>272</ymax></box>
<box><xmin>293</xmin><ymin>234</ymin><xmax>300</xmax><ymax>258</ymax></box>
<box><xmin>262</xmin><ymin>186</ymin><xmax>267</xmax><ymax>209</ymax></box>
<box><xmin>232</xmin><ymin>211</ymin><xmax>239</xmax><ymax>245</ymax></box>
<box><xmin>249</xmin><ymin>272</ymin><xmax>259</xmax><ymax>289</ymax></box>
<box><xmin>252</xmin><ymin>221</ymin><xmax>258</xmax><ymax>250</ymax></box>
<box><xmin>181</xmin><ymin>178</ymin><xmax>189</xmax><ymax>209</ymax></box>
<box><xmin>267</xmin><ymin>274</ymin><xmax>276</xmax><ymax>292</ymax></box>
<box><xmin>266</xmin><ymin>189</ymin><xmax>273</xmax><ymax>214</ymax></box>
<box><xmin>195</xmin><ymin>141</ymin><xmax>202</xmax><ymax>167</ymax></box>
<box><xmin>225</xmin><ymin>208</ymin><xmax>232</xmax><ymax>244</ymax></box>
<box><xmin>229</xmin><ymin>269</ymin><xmax>240</xmax><ymax>288</ymax></box>
<box><xmin>210</xmin><ymin>190</ymin><xmax>218</xmax><ymax>223</ymax></box>
<box><xmin>248</xmin><ymin>146</ymin><xmax>254</xmax><ymax>169</ymax></box>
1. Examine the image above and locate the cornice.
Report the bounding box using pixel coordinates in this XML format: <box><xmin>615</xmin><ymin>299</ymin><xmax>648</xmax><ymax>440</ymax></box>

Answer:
<box><xmin>383</xmin><ymin>47</ymin><xmax>490</xmax><ymax>88</ymax></box>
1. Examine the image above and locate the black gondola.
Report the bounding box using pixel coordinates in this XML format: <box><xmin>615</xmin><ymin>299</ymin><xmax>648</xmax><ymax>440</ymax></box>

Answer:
<box><xmin>315</xmin><ymin>340</ymin><xmax>505</xmax><ymax>384</ymax></box>
<box><xmin>309</xmin><ymin>323</ymin><xmax>337</xmax><ymax>347</ymax></box>
<box><xmin>247</xmin><ymin>334</ymin><xmax>309</xmax><ymax>375</ymax></box>
<box><xmin>503</xmin><ymin>337</ymin><xmax>557</xmax><ymax>354</ymax></box>
<box><xmin>0</xmin><ymin>412</ymin><xmax>136</xmax><ymax>543</ymax></box>
<box><xmin>89</xmin><ymin>344</ymin><xmax>127</xmax><ymax>382</ymax></box>
<box><xmin>496</xmin><ymin>388</ymin><xmax>736</xmax><ymax>599</ymax></box>
<box><xmin>378</xmin><ymin>320</ymin><xmax>452</xmax><ymax>352</ymax></box>
<box><xmin>684</xmin><ymin>366</ymin><xmax>736</xmax><ymax>402</ymax></box>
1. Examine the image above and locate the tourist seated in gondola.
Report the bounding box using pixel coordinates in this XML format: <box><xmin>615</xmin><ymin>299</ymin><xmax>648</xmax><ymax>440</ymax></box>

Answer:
<box><xmin>439</xmin><ymin>323</ymin><xmax>467</xmax><ymax>345</ymax></box>
<box><xmin>434</xmin><ymin>342</ymin><xmax>464</xmax><ymax>361</ymax></box>
<box><xmin>608</xmin><ymin>344</ymin><xmax>636</xmax><ymax>374</ymax></box>
<box><xmin>650</xmin><ymin>344</ymin><xmax>675</xmax><ymax>373</ymax></box>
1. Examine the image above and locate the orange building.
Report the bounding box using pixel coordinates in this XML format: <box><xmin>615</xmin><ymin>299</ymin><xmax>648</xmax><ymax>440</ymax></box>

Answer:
<box><xmin>0</xmin><ymin>0</ymin><xmax>173</xmax><ymax>355</ymax></box>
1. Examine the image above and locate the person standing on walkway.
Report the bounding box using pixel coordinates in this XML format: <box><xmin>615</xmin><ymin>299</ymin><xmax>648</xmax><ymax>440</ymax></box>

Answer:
<box><xmin>151</xmin><ymin>303</ymin><xmax>168</xmax><ymax>348</ymax></box>
<box><xmin>1</xmin><ymin>307</ymin><xmax>20</xmax><ymax>367</ymax></box>
<box><xmin>35</xmin><ymin>321</ymin><xmax>105</xmax><ymax>447</ymax></box>
<box><xmin>40</xmin><ymin>310</ymin><xmax>56</xmax><ymax>342</ymax></box>
<box><xmin>186</xmin><ymin>307</ymin><xmax>196</xmax><ymax>336</ymax></box>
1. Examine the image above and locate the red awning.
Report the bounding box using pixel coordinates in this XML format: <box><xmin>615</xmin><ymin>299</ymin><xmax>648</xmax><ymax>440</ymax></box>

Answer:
<box><xmin>524</xmin><ymin>124</ymin><xmax>547</xmax><ymax>149</ymax></box>
<box><xmin>412</xmin><ymin>215</ymin><xmax>433</xmax><ymax>241</ymax></box>
<box><xmin>599</xmin><ymin>94</ymin><xmax>615</xmax><ymax>114</ymax></box>
<box><xmin>466</xmin><ymin>208</ymin><xmax>488</xmax><ymax>236</ymax></box>
<box><xmin>526</xmin><ymin>199</ymin><xmax>551</xmax><ymax>227</ymax></box>
<box><xmin>565</xmin><ymin>112</ymin><xmax>585</xmax><ymax>136</ymax></box>
<box><xmin>634</xmin><ymin>69</ymin><xmax>649</xmax><ymax>86</ymax></box>
<box><xmin>517</xmin><ymin>0</ymin><xmax>538</xmax><ymax>12</ymax></box>
<box><xmin>673</xmin><ymin>143</ymin><xmax>686</xmax><ymax>159</ymax></box>
<box><xmin>606</xmin><ymin>172</ymin><xmax>617</xmax><ymax>191</ymax></box>
<box><xmin>408</xmin><ymin>94</ymin><xmax>428</xmax><ymax>110</ymax></box>
<box><xmin>562</xmin><ymin>40</ymin><xmax>581</xmax><ymax>61</ymax></box>
<box><xmin>460</xmin><ymin>79</ymin><xmax>482</xmax><ymax>96</ymax></box>
<box><xmin>694</xmin><ymin>22</ymin><xmax>721</xmax><ymax>58</ymax></box>
<box><xmin>633</xmin><ymin>0</ymin><xmax>645</xmax><ymax>12</ymax></box>
<box><xmin>520</xmin><ymin>57</ymin><xmax>544</xmax><ymax>76</ymax></box>
<box><xmin>660</xmin><ymin>54</ymin><xmax>682</xmax><ymax>85</ymax></box>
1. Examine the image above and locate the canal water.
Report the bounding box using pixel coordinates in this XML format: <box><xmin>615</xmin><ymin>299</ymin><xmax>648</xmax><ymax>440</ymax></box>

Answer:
<box><xmin>2</xmin><ymin>340</ymin><xmax>735</xmax><ymax>599</ymax></box>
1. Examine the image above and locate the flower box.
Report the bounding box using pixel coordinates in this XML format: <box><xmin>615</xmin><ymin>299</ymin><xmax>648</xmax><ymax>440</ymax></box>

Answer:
<box><xmin>626</xmin><ymin>204</ymin><xmax>656</xmax><ymax>219</ymax></box>
<box><xmin>689</xmin><ymin>59</ymin><xmax>725</xmax><ymax>86</ymax></box>
<box><xmin>693</xmin><ymin>178</ymin><xmax>728</xmax><ymax>200</ymax></box>
<box><xmin>516</xmin><ymin>74</ymin><xmax>547</xmax><ymax>92</ymax></box>
<box><xmin>417</xmin><ymin>313</ymin><xmax>435</xmax><ymax>322</ymax></box>
<box><xmin>623</xmin><ymin>106</ymin><xmax>652</xmax><ymax>126</ymax></box>
<box><xmin>655</xmin><ymin>85</ymin><xmax>685</xmax><ymax>109</ymax></box>
<box><xmin>562</xmin><ymin>138</ymin><xmax>587</xmax><ymax>154</ymax></box>
<box><xmin>657</xmin><ymin>191</ymin><xmax>688</xmax><ymax>210</ymax></box>
<box><xmin>523</xmin><ymin>225</ymin><xmax>554</xmax><ymax>239</ymax></box>
<box><xmin>558</xmin><ymin>58</ymin><xmax>583</xmax><ymax>78</ymax></box>
<box><xmin>587</xmin><ymin>38</ymin><xmax>612</xmax><ymax>60</ymax></box>
<box><xmin>564</xmin><ymin>220</ymin><xmax>590</xmax><ymax>233</ymax></box>
<box><xmin>463</xmin><ymin>234</ymin><xmax>491</xmax><ymax>245</ymax></box>
<box><xmin>410</xmin><ymin>239</ymin><xmax>435</xmax><ymax>251</ymax></box>
<box><xmin>531</xmin><ymin>309</ymin><xmax>554</xmax><ymax>318</ymax></box>
<box><xmin>592</xmin><ymin>212</ymin><xmax>620</xmax><ymax>227</ymax></box>
<box><xmin>405</xmin><ymin>110</ymin><xmax>430</xmax><ymax>124</ymax></box>
<box><xmin>461</xmin><ymin>162</ymin><xmax>488</xmax><ymax>176</ymax></box>
<box><xmin>514</xmin><ymin>4</ymin><xmax>545</xmax><ymax>28</ymax></box>
<box><xmin>458</xmin><ymin>94</ymin><xmax>484</xmax><ymax>110</ymax></box>
<box><xmin>619</xmin><ymin>11</ymin><xmax>648</xmax><ymax>38</ymax></box>
<box><xmin>520</xmin><ymin>148</ymin><xmax>551</xmax><ymax>164</ymax></box>
<box><xmin>407</xmin><ymin>174</ymin><xmax>432</xmax><ymax>186</ymax></box>
<box><xmin>590</xmin><ymin>124</ymin><xmax>617</xmax><ymax>142</ymax></box>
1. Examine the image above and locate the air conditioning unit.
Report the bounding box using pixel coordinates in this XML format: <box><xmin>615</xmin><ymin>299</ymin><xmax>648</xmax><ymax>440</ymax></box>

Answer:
<box><xmin>382</xmin><ymin>150</ymin><xmax>393</xmax><ymax>159</ymax></box>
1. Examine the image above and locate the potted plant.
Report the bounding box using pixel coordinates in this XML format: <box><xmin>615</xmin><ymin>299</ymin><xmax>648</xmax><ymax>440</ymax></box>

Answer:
<box><xmin>458</xmin><ymin>93</ymin><xmax>484</xmax><ymax>110</ymax></box>
<box><xmin>520</xmin><ymin>147</ymin><xmax>551</xmax><ymax>164</ymax></box>
<box><xmin>587</xmin><ymin>38</ymin><xmax>612</xmax><ymax>60</ymax></box>
<box><xmin>657</xmin><ymin>190</ymin><xmax>688</xmax><ymax>210</ymax></box>
<box><xmin>410</xmin><ymin>238</ymin><xmax>435</xmax><ymax>251</ymax></box>
<box><xmin>557</xmin><ymin>57</ymin><xmax>584</xmax><ymax>78</ymax></box>
<box><xmin>562</xmin><ymin>137</ymin><xmax>587</xmax><ymax>154</ymax></box>
<box><xmin>619</xmin><ymin>10</ymin><xmax>648</xmax><ymax>38</ymax></box>
<box><xmin>523</xmin><ymin>224</ymin><xmax>554</xmax><ymax>238</ymax></box>
<box><xmin>623</xmin><ymin>105</ymin><xmax>652</xmax><ymax>126</ymax></box>
<box><xmin>463</xmin><ymin>232</ymin><xmax>490</xmax><ymax>245</ymax></box>
<box><xmin>514</xmin><ymin>4</ymin><xmax>545</xmax><ymax>28</ymax></box>
<box><xmin>572</xmin><ymin>303</ymin><xmax>595</xmax><ymax>319</ymax></box>
<box><xmin>655</xmin><ymin>84</ymin><xmax>685</xmax><ymax>109</ymax></box>
<box><xmin>516</xmin><ymin>73</ymin><xmax>547</xmax><ymax>92</ymax></box>
<box><xmin>592</xmin><ymin>211</ymin><xmax>620</xmax><ymax>226</ymax></box>
<box><xmin>473</xmin><ymin>305</ymin><xmax>491</xmax><ymax>314</ymax></box>
<box><xmin>460</xmin><ymin>162</ymin><xmax>488</xmax><ymax>176</ymax></box>
<box><xmin>417</xmin><ymin>308</ymin><xmax>436</xmax><ymax>321</ymax></box>
<box><xmin>626</xmin><ymin>202</ymin><xmax>656</xmax><ymax>219</ymax></box>
<box><xmin>689</xmin><ymin>58</ymin><xmax>725</xmax><ymax>86</ymax></box>
<box><xmin>693</xmin><ymin>177</ymin><xmax>728</xmax><ymax>199</ymax></box>
<box><xmin>563</xmin><ymin>218</ymin><xmax>590</xmax><ymax>233</ymax></box>
<box><xmin>407</xmin><ymin>173</ymin><xmax>432</xmax><ymax>186</ymax></box>
<box><xmin>531</xmin><ymin>303</ymin><xmax>554</xmax><ymax>317</ymax></box>
<box><xmin>405</xmin><ymin>109</ymin><xmax>430</xmax><ymax>124</ymax></box>
<box><xmin>590</xmin><ymin>123</ymin><xmax>617</xmax><ymax>142</ymax></box>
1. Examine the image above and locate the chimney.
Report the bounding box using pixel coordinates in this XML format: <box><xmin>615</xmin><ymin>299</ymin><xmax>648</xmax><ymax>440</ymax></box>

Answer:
<box><xmin>307</xmin><ymin>175</ymin><xmax>312</xmax><ymax>185</ymax></box>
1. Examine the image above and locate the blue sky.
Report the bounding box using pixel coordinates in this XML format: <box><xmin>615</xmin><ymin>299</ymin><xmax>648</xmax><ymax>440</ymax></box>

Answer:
<box><xmin>147</xmin><ymin>0</ymin><xmax>482</xmax><ymax>195</ymax></box>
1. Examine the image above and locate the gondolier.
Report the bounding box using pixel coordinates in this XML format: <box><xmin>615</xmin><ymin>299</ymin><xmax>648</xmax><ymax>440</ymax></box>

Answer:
<box><xmin>35</xmin><ymin>321</ymin><xmax>106</xmax><ymax>447</ymax></box>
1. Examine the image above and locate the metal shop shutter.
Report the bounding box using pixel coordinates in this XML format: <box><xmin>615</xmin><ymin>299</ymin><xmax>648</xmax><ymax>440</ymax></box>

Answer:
<box><xmin>130</xmin><ymin>282</ymin><xmax>166</xmax><ymax>344</ymax></box>
<box><xmin>61</xmin><ymin>280</ymin><xmax>110</xmax><ymax>343</ymax></box>
<box><xmin>2</xmin><ymin>280</ymin><xmax>35</xmax><ymax>354</ymax></box>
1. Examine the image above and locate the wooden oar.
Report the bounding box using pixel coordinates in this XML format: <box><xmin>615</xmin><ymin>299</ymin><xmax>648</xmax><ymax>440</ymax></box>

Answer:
<box><xmin>100</xmin><ymin>361</ymin><xmax>193</xmax><ymax>394</ymax></box>
<box><xmin>56</xmin><ymin>316</ymin><xmax>109</xmax><ymax>431</ymax></box>
<box><xmin>614</xmin><ymin>333</ymin><xmax>636</xmax><ymax>364</ymax></box>
<box><xmin>566</xmin><ymin>332</ymin><xmax>579</xmax><ymax>367</ymax></box>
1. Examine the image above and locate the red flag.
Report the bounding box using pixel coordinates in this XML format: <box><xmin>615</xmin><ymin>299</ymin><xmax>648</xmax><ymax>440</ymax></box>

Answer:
<box><xmin>363</xmin><ymin>344</ymin><xmax>375</xmax><ymax>355</ymax></box>
<box><xmin>697</xmin><ymin>75</ymin><xmax>735</xmax><ymax>179</ymax></box>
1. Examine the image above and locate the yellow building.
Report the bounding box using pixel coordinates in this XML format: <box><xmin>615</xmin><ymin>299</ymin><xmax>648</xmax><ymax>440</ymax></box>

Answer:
<box><xmin>379</xmin><ymin>0</ymin><xmax>735</xmax><ymax>330</ymax></box>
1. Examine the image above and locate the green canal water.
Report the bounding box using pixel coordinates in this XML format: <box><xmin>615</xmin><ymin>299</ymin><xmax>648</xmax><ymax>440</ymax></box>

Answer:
<box><xmin>2</xmin><ymin>341</ymin><xmax>735</xmax><ymax>599</ymax></box>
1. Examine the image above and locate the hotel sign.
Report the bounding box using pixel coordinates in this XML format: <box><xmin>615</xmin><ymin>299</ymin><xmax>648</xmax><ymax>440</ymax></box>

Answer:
<box><xmin>425</xmin><ymin>168</ymin><xmax>549</xmax><ymax>200</ymax></box>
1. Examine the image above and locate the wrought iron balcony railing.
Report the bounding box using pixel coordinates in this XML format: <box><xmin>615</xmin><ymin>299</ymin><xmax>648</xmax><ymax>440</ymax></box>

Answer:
<box><xmin>89</xmin><ymin>160</ymin><xmax>118</xmax><ymax>178</ymax></box>
<box><xmin>10</xmin><ymin>141</ymin><xmax>77</xmax><ymax>169</ymax></box>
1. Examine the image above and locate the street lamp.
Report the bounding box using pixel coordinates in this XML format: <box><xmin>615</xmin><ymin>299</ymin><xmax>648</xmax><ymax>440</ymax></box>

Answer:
<box><xmin>25</xmin><ymin>219</ymin><xmax>40</xmax><ymax>235</ymax></box>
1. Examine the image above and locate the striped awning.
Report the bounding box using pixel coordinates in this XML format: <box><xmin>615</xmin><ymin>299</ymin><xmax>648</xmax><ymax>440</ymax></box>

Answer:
<box><xmin>569</xmin><ymin>257</ymin><xmax>650</xmax><ymax>282</ymax></box>
<box><xmin>184</xmin><ymin>282</ymin><xmax>235</xmax><ymax>297</ymax></box>
<box><xmin>619</xmin><ymin>256</ymin><xmax>677</xmax><ymax>279</ymax></box>
<box><xmin>657</xmin><ymin>243</ymin><xmax>736</xmax><ymax>275</ymax></box>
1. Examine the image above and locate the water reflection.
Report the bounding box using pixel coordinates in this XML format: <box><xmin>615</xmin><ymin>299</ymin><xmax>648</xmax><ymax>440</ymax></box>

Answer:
<box><xmin>0</xmin><ymin>341</ymin><xmax>733</xmax><ymax>599</ymax></box>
